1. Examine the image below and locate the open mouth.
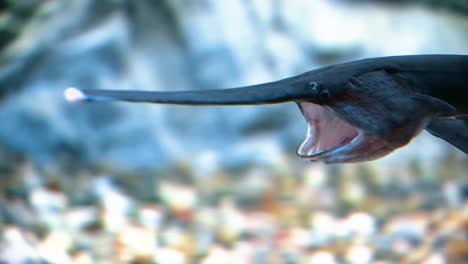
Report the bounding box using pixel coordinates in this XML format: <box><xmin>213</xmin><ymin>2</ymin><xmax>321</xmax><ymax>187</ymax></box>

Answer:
<box><xmin>296</xmin><ymin>102</ymin><xmax>360</xmax><ymax>161</ymax></box>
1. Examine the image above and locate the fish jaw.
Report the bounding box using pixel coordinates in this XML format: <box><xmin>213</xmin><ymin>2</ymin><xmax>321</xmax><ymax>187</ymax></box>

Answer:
<box><xmin>305</xmin><ymin>133</ymin><xmax>401</xmax><ymax>163</ymax></box>
<box><xmin>295</xmin><ymin>102</ymin><xmax>428</xmax><ymax>163</ymax></box>
<box><xmin>296</xmin><ymin>102</ymin><xmax>360</xmax><ymax>162</ymax></box>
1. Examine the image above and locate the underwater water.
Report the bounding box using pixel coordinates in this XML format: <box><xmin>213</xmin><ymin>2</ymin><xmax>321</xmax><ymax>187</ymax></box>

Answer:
<box><xmin>0</xmin><ymin>0</ymin><xmax>467</xmax><ymax>263</ymax></box>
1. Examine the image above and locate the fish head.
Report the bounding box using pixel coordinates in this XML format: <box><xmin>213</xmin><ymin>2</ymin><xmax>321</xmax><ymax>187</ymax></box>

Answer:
<box><xmin>296</xmin><ymin>71</ymin><xmax>455</xmax><ymax>163</ymax></box>
<box><xmin>66</xmin><ymin>69</ymin><xmax>455</xmax><ymax>163</ymax></box>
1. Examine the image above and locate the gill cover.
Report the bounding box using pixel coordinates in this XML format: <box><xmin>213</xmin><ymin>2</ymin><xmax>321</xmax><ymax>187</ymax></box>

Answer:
<box><xmin>331</xmin><ymin>70</ymin><xmax>455</xmax><ymax>145</ymax></box>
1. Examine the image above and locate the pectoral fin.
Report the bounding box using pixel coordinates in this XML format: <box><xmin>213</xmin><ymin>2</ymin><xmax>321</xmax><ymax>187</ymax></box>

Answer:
<box><xmin>426</xmin><ymin>119</ymin><xmax>468</xmax><ymax>154</ymax></box>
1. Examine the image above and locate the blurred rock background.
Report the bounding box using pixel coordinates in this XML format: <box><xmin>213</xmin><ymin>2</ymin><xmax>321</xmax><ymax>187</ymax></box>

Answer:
<box><xmin>0</xmin><ymin>0</ymin><xmax>467</xmax><ymax>263</ymax></box>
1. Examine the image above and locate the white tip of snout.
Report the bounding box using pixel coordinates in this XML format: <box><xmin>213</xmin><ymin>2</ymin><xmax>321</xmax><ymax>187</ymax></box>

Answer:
<box><xmin>64</xmin><ymin>87</ymin><xmax>86</xmax><ymax>103</ymax></box>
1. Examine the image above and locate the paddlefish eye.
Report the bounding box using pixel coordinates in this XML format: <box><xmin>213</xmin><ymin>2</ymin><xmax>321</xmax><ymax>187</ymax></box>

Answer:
<box><xmin>307</xmin><ymin>82</ymin><xmax>331</xmax><ymax>103</ymax></box>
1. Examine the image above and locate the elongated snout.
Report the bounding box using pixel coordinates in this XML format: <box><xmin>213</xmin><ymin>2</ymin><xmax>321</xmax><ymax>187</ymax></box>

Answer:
<box><xmin>64</xmin><ymin>80</ymin><xmax>315</xmax><ymax>106</ymax></box>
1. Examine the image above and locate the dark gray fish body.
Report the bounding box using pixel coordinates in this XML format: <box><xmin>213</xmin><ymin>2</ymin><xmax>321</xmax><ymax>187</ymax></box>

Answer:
<box><xmin>65</xmin><ymin>55</ymin><xmax>468</xmax><ymax>163</ymax></box>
